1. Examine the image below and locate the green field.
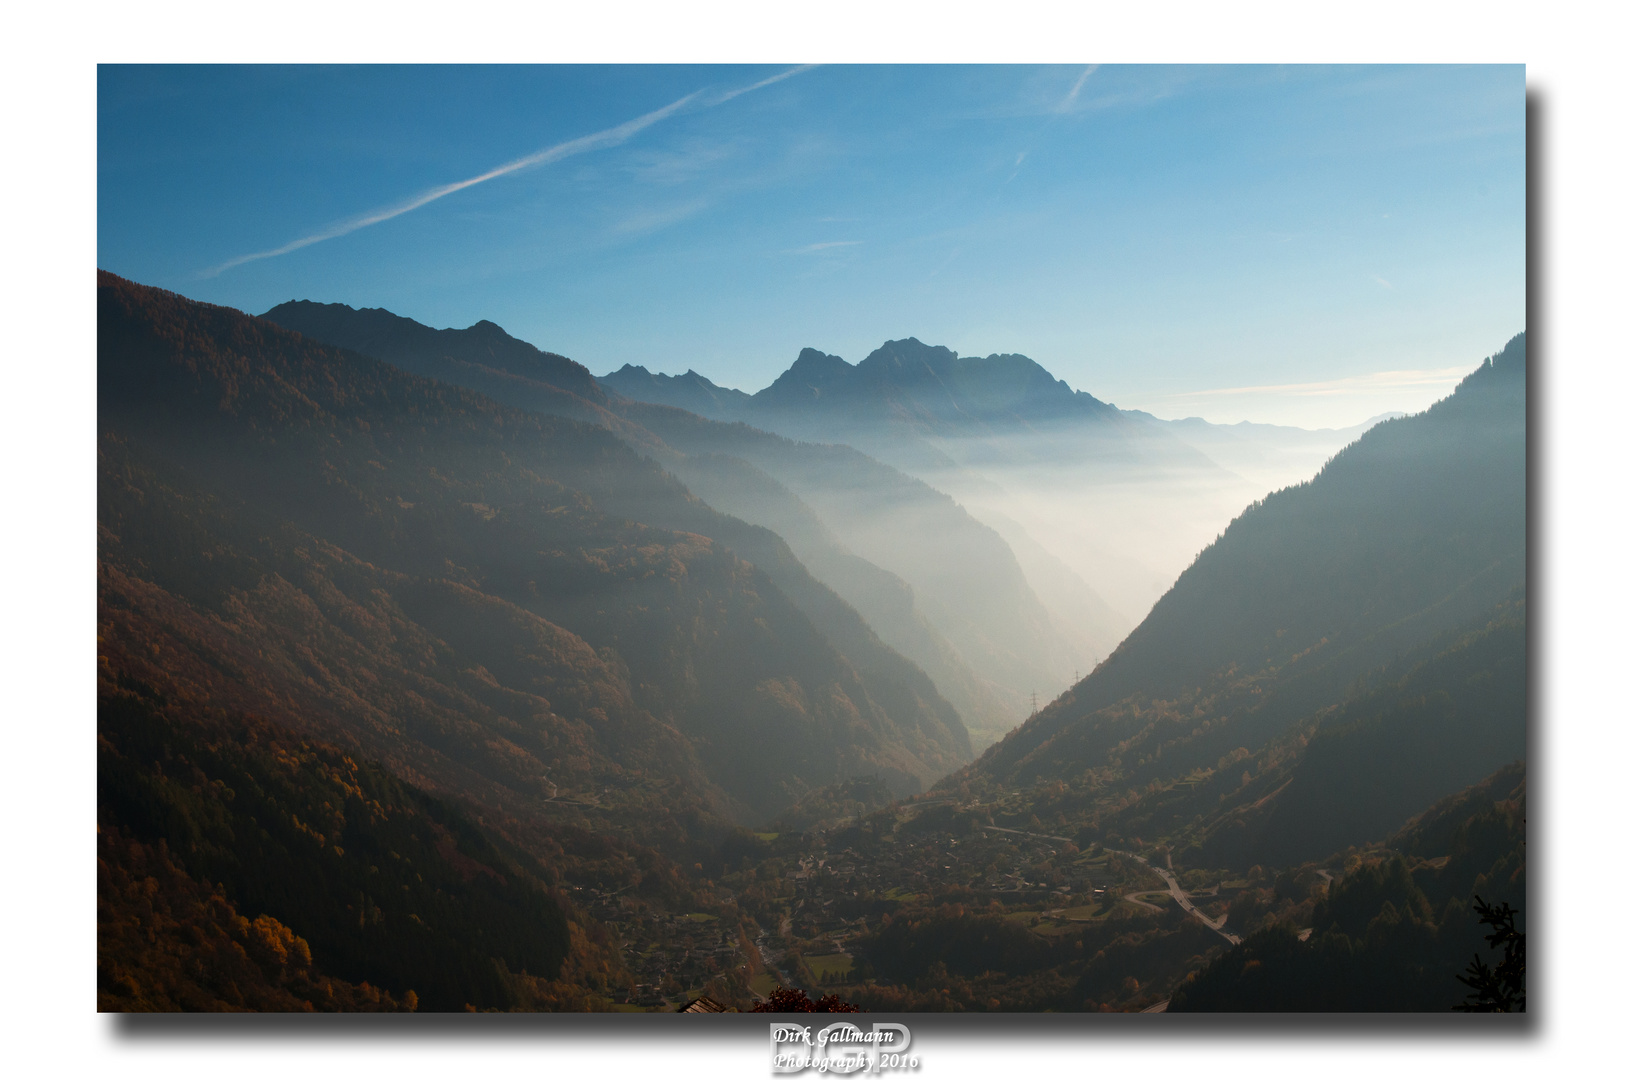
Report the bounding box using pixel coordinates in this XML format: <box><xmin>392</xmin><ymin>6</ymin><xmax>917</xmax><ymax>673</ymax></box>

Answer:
<box><xmin>680</xmin><ymin>912</ymin><xmax>718</xmax><ymax>922</ymax></box>
<box><xmin>1000</xmin><ymin>909</ymin><xmax>1044</xmax><ymax>926</ymax></box>
<box><xmin>750</xmin><ymin>973</ymin><xmax>782</xmax><ymax>999</ymax></box>
<box><xmin>1059</xmin><ymin>903</ymin><xmax>1102</xmax><ymax>921</ymax></box>
<box><xmin>806</xmin><ymin>953</ymin><xmax>853</xmax><ymax>982</ymax></box>
<box><xmin>1032</xmin><ymin>921</ymin><xmax>1080</xmax><ymax>938</ymax></box>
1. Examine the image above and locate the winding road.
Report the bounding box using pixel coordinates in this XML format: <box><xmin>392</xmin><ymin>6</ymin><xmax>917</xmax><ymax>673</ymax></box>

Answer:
<box><xmin>983</xmin><ymin>825</ymin><xmax>1077</xmax><ymax>844</ymax></box>
<box><xmin>1103</xmin><ymin>847</ymin><xmax>1242</xmax><ymax>946</ymax></box>
<box><xmin>976</xmin><ymin>826</ymin><xmax>1243</xmax><ymax>946</ymax></box>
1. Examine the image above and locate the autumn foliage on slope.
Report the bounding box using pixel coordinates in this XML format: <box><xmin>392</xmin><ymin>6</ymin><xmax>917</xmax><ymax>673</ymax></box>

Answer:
<box><xmin>98</xmin><ymin>682</ymin><xmax>578</xmax><ymax>1010</ymax></box>
<box><xmin>99</xmin><ymin>826</ymin><xmax>413</xmax><ymax>1012</ymax></box>
<box><xmin>99</xmin><ymin>270</ymin><xmax>965</xmax><ymax>825</ymax></box>
<box><xmin>750</xmin><ymin>986</ymin><xmax>861</xmax><ymax>1012</ymax></box>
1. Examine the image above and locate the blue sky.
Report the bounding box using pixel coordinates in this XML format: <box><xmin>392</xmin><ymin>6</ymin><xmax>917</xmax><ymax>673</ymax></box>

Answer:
<box><xmin>98</xmin><ymin>64</ymin><xmax>1525</xmax><ymax>427</ymax></box>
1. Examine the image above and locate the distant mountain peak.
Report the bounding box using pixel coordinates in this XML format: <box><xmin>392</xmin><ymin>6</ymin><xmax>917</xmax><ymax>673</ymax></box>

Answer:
<box><xmin>608</xmin><ymin>335</ymin><xmax>1129</xmax><ymax>438</ymax></box>
<box><xmin>598</xmin><ymin>363</ymin><xmax>752</xmax><ymax>416</ymax></box>
<box><xmin>864</xmin><ymin>337</ymin><xmax>958</xmax><ymax>362</ymax></box>
<box><xmin>756</xmin><ymin>348</ymin><xmax>858</xmax><ymax>406</ymax></box>
<box><xmin>857</xmin><ymin>338</ymin><xmax>958</xmax><ymax>382</ymax></box>
<box><xmin>786</xmin><ymin>347</ymin><xmax>854</xmax><ymax>377</ymax></box>
<box><xmin>795</xmin><ymin>346</ymin><xmax>848</xmax><ymax>364</ymax></box>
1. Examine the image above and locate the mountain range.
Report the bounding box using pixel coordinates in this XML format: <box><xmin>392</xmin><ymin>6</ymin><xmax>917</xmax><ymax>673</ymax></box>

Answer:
<box><xmin>99</xmin><ymin>272</ymin><xmax>1527</xmax><ymax>1013</ymax></box>
<box><xmin>104</xmin><ymin>274</ymin><xmax>972</xmax><ymax>827</ymax></box>
<box><xmin>263</xmin><ymin>303</ymin><xmax>1101</xmax><ymax>746</ymax></box>
<box><xmin>601</xmin><ymin>337</ymin><xmax>1381</xmax><ymax>627</ymax></box>
<box><xmin>959</xmin><ymin>332</ymin><xmax>1527</xmax><ymax>867</ymax></box>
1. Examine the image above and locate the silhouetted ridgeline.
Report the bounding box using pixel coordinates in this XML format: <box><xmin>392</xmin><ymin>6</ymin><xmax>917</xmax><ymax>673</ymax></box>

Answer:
<box><xmin>964</xmin><ymin>335</ymin><xmax>1525</xmax><ymax>833</ymax></box>
<box><xmin>100</xmin><ymin>271</ymin><xmax>1527</xmax><ymax>1013</ymax></box>
<box><xmin>263</xmin><ymin>299</ymin><xmax>607</xmax><ymax>405</ymax></box>
<box><xmin>264</xmin><ymin>300</ymin><xmax>1074</xmax><ymax>745</ymax></box>
<box><xmin>97</xmin><ymin>272</ymin><xmax>992</xmax><ymax>1009</ymax></box>
<box><xmin>103</xmin><ymin>271</ymin><xmax>968</xmax><ymax>823</ymax></box>
<box><xmin>605</xmin><ymin>337</ymin><xmax>1160</xmax><ymax>452</ymax></box>
<box><xmin>1034</xmin><ymin>334</ymin><xmax>1521</xmax><ymax>727</ymax></box>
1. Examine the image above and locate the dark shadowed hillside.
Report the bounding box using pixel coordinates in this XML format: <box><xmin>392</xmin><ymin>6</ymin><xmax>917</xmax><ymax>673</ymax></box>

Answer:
<box><xmin>972</xmin><ymin>333</ymin><xmax>1525</xmax><ymax>787</ymax></box>
<box><xmin>926</xmin><ymin>335</ymin><xmax>1526</xmax><ymax>894</ymax></box>
<box><xmin>102</xmin><ymin>274</ymin><xmax>969</xmax><ymax>828</ymax></box>
<box><xmin>263</xmin><ymin>300</ymin><xmax>1074</xmax><ymax>744</ymax></box>
<box><xmin>264</xmin><ymin>306</ymin><xmax>973</xmax><ymax>761</ymax></box>
<box><xmin>1170</xmin><ymin>766</ymin><xmax>1525</xmax><ymax>1011</ymax></box>
<box><xmin>608</xmin><ymin>401</ymin><xmax>1084</xmax><ymax>741</ymax></box>
<box><xmin>664</xmin><ymin>452</ymin><xmax>1011</xmax><ymax>743</ymax></box>
<box><xmin>99</xmin><ymin>683</ymin><xmax>581</xmax><ymax>1011</ymax></box>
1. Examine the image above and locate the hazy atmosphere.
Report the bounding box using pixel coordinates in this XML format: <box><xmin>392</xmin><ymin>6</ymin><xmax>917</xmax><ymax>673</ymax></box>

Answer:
<box><xmin>94</xmin><ymin>63</ymin><xmax>1528</xmax><ymax>1022</ymax></box>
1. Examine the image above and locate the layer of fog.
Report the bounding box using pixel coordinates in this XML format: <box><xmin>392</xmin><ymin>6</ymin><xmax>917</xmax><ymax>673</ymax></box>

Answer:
<box><xmin>905</xmin><ymin>417</ymin><xmax>1386</xmax><ymax>632</ymax></box>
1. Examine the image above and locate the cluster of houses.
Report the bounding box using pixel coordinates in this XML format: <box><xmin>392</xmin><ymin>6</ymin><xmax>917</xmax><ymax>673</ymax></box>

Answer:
<box><xmin>567</xmin><ymin>801</ymin><xmax>1171</xmax><ymax>1009</ymax></box>
<box><xmin>580</xmin><ymin>892</ymin><xmax>744</xmax><ymax>1008</ymax></box>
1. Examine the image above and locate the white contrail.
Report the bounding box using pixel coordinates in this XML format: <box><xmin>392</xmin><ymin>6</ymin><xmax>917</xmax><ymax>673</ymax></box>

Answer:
<box><xmin>712</xmin><ymin>63</ymin><xmax>818</xmax><ymax>104</ymax></box>
<box><xmin>1059</xmin><ymin>64</ymin><xmax>1099</xmax><ymax>112</ymax></box>
<box><xmin>205</xmin><ymin>66</ymin><xmax>816</xmax><ymax>277</ymax></box>
<box><xmin>203</xmin><ymin>92</ymin><xmax>699</xmax><ymax>277</ymax></box>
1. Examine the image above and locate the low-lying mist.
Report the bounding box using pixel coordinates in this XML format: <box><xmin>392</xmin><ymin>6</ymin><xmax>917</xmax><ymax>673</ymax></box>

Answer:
<box><xmin>908</xmin><ymin>419</ymin><xmax>1379</xmax><ymax>632</ymax></box>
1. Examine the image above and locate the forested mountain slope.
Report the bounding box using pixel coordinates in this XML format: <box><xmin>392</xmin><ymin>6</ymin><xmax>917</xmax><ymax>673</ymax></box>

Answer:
<box><xmin>262</xmin><ymin>305</ymin><xmax>973</xmax><ymax>764</ymax></box>
<box><xmin>1102</xmin><ymin>597</ymin><xmax>1527</xmax><ymax>869</ymax></box>
<box><xmin>973</xmin><ymin>333</ymin><xmax>1525</xmax><ymax>785</ymax></box>
<box><xmin>265</xmin><ymin>300</ymin><xmax>1071</xmax><ymax>744</ymax></box>
<box><xmin>664</xmin><ymin>452</ymin><xmax>1012</xmax><ymax>745</ymax></box>
<box><xmin>936</xmin><ymin>335</ymin><xmax>1525</xmax><ymax>876</ymax></box>
<box><xmin>1170</xmin><ymin>764</ymin><xmax>1525</xmax><ymax>1011</ymax></box>
<box><xmin>101</xmin><ymin>273</ymin><xmax>968</xmax><ymax>828</ymax></box>
<box><xmin>99</xmin><ymin>683</ymin><xmax>585</xmax><ymax>1011</ymax></box>
<box><xmin>610</xmin><ymin>401</ymin><xmax>1084</xmax><ymax>739</ymax></box>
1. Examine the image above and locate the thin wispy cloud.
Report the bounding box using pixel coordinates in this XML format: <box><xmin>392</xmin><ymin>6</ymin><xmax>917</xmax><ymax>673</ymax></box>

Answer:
<box><xmin>1372</xmin><ymin>274</ymin><xmax>1394</xmax><ymax>289</ymax></box>
<box><xmin>790</xmin><ymin>240</ymin><xmax>862</xmax><ymax>254</ymax></box>
<box><xmin>965</xmin><ymin>65</ymin><xmax>1195</xmax><ymax>122</ymax></box>
<box><xmin>1006</xmin><ymin>150</ymin><xmax>1029</xmax><ymax>184</ymax></box>
<box><xmin>1059</xmin><ymin>65</ymin><xmax>1099</xmax><ymax>112</ymax></box>
<box><xmin>1159</xmin><ymin>366</ymin><xmax>1477</xmax><ymax>401</ymax></box>
<box><xmin>204</xmin><ymin>66</ymin><xmax>816</xmax><ymax>277</ymax></box>
<box><xmin>625</xmin><ymin>139</ymin><xmax>737</xmax><ymax>185</ymax></box>
<box><xmin>613</xmin><ymin>199</ymin><xmax>709</xmax><ymax>237</ymax></box>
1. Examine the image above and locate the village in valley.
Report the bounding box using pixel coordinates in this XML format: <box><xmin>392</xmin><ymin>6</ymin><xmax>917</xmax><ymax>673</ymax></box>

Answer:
<box><xmin>588</xmin><ymin>780</ymin><xmax>1290</xmax><ymax>1012</ymax></box>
